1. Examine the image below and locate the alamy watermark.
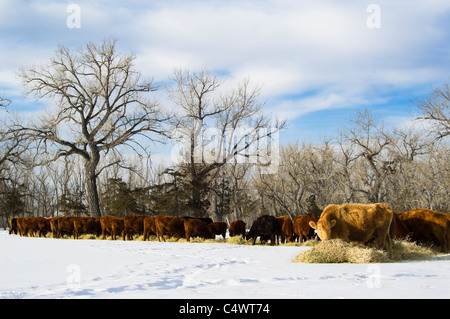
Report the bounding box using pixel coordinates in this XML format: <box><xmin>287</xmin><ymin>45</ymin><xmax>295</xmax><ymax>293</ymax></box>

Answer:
<box><xmin>66</xmin><ymin>264</ymin><xmax>81</xmax><ymax>289</ymax></box>
<box><xmin>366</xmin><ymin>4</ymin><xmax>381</xmax><ymax>29</ymax></box>
<box><xmin>66</xmin><ymin>4</ymin><xmax>81</xmax><ymax>29</ymax></box>
<box><xmin>366</xmin><ymin>265</ymin><xmax>382</xmax><ymax>288</ymax></box>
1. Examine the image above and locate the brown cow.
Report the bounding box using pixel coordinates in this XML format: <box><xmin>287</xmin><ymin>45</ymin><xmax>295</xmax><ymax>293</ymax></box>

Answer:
<box><xmin>35</xmin><ymin>217</ymin><xmax>51</xmax><ymax>237</ymax></box>
<box><xmin>100</xmin><ymin>216</ymin><xmax>125</xmax><ymax>240</ymax></box>
<box><xmin>154</xmin><ymin>216</ymin><xmax>185</xmax><ymax>242</ymax></box>
<box><xmin>389</xmin><ymin>212</ymin><xmax>412</xmax><ymax>240</ymax></box>
<box><xmin>16</xmin><ymin>217</ymin><xmax>29</xmax><ymax>236</ymax></box>
<box><xmin>72</xmin><ymin>217</ymin><xmax>83</xmax><ymax>240</ymax></box>
<box><xmin>309</xmin><ymin>203</ymin><xmax>393</xmax><ymax>253</ymax></box>
<box><xmin>50</xmin><ymin>217</ymin><xmax>58</xmax><ymax>238</ymax></box>
<box><xmin>123</xmin><ymin>215</ymin><xmax>146</xmax><ymax>240</ymax></box>
<box><xmin>88</xmin><ymin>217</ymin><xmax>102</xmax><ymax>237</ymax></box>
<box><xmin>229</xmin><ymin>220</ymin><xmax>246</xmax><ymax>237</ymax></box>
<box><xmin>185</xmin><ymin>219</ymin><xmax>211</xmax><ymax>242</ymax></box>
<box><xmin>14</xmin><ymin>217</ymin><xmax>50</xmax><ymax>237</ymax></box>
<box><xmin>17</xmin><ymin>217</ymin><xmax>36</xmax><ymax>237</ymax></box>
<box><xmin>143</xmin><ymin>216</ymin><xmax>157</xmax><ymax>241</ymax></box>
<box><xmin>276</xmin><ymin>216</ymin><xmax>294</xmax><ymax>244</ymax></box>
<box><xmin>73</xmin><ymin>217</ymin><xmax>102</xmax><ymax>239</ymax></box>
<box><xmin>100</xmin><ymin>215</ymin><xmax>113</xmax><ymax>240</ymax></box>
<box><xmin>59</xmin><ymin>217</ymin><xmax>75</xmax><ymax>238</ymax></box>
<box><xmin>208</xmin><ymin>222</ymin><xmax>227</xmax><ymax>239</ymax></box>
<box><xmin>49</xmin><ymin>216</ymin><xmax>75</xmax><ymax>238</ymax></box>
<box><xmin>398</xmin><ymin>209</ymin><xmax>450</xmax><ymax>253</ymax></box>
<box><xmin>293</xmin><ymin>214</ymin><xmax>319</xmax><ymax>243</ymax></box>
<box><xmin>15</xmin><ymin>217</ymin><xmax>23</xmax><ymax>236</ymax></box>
<box><xmin>111</xmin><ymin>217</ymin><xmax>125</xmax><ymax>240</ymax></box>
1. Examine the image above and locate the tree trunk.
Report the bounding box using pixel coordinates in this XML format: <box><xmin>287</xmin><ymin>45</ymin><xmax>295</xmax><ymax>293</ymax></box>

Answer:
<box><xmin>191</xmin><ymin>181</ymin><xmax>203</xmax><ymax>217</ymax></box>
<box><xmin>84</xmin><ymin>160</ymin><xmax>101</xmax><ymax>217</ymax></box>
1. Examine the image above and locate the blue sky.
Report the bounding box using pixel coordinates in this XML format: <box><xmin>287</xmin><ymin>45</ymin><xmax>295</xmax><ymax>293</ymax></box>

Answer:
<box><xmin>1</xmin><ymin>0</ymin><xmax>450</xmax><ymax>153</ymax></box>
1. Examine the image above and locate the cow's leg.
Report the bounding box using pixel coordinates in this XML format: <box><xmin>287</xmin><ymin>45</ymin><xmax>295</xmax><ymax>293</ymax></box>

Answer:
<box><xmin>385</xmin><ymin>234</ymin><xmax>392</xmax><ymax>254</ymax></box>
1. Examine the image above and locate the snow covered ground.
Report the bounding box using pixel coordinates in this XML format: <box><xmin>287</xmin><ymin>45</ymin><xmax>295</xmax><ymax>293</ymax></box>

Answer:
<box><xmin>1</xmin><ymin>230</ymin><xmax>449</xmax><ymax>299</ymax></box>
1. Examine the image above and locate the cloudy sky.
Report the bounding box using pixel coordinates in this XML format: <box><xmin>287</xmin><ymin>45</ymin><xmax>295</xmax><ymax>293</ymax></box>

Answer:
<box><xmin>1</xmin><ymin>0</ymin><xmax>450</xmax><ymax>148</ymax></box>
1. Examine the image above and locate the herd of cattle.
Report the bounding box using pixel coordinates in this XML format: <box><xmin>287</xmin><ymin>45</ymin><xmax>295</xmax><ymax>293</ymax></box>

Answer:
<box><xmin>7</xmin><ymin>203</ymin><xmax>450</xmax><ymax>253</ymax></box>
<box><xmin>7</xmin><ymin>214</ymin><xmax>315</xmax><ymax>244</ymax></box>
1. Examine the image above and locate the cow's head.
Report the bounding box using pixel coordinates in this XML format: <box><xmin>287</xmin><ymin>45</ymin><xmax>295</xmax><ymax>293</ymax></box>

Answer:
<box><xmin>309</xmin><ymin>219</ymin><xmax>336</xmax><ymax>241</ymax></box>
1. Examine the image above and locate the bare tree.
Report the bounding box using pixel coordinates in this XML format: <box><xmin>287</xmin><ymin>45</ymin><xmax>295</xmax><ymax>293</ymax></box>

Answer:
<box><xmin>342</xmin><ymin>109</ymin><xmax>398</xmax><ymax>203</ymax></box>
<box><xmin>415</xmin><ymin>81</ymin><xmax>450</xmax><ymax>140</ymax></box>
<box><xmin>0</xmin><ymin>111</ymin><xmax>31</xmax><ymax>182</ymax></box>
<box><xmin>17</xmin><ymin>40</ymin><xmax>168</xmax><ymax>216</ymax></box>
<box><xmin>169</xmin><ymin>68</ymin><xmax>285</xmax><ymax>216</ymax></box>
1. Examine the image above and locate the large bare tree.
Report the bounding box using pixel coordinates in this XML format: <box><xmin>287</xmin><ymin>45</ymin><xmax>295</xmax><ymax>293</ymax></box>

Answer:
<box><xmin>17</xmin><ymin>40</ymin><xmax>167</xmax><ymax>217</ymax></box>
<box><xmin>169</xmin><ymin>69</ymin><xmax>285</xmax><ymax>217</ymax></box>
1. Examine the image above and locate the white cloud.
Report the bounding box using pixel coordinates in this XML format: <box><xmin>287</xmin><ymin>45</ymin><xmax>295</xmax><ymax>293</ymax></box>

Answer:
<box><xmin>267</xmin><ymin>93</ymin><xmax>346</xmax><ymax>122</ymax></box>
<box><xmin>1</xmin><ymin>0</ymin><xmax>450</xmax><ymax>124</ymax></box>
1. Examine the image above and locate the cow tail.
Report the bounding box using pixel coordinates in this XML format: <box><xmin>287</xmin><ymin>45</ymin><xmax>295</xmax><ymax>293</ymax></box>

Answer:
<box><xmin>55</xmin><ymin>219</ymin><xmax>59</xmax><ymax>238</ymax></box>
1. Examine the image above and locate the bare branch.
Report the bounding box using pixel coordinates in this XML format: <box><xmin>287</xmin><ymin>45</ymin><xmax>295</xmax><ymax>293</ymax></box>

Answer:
<box><xmin>415</xmin><ymin>82</ymin><xmax>450</xmax><ymax>140</ymax></box>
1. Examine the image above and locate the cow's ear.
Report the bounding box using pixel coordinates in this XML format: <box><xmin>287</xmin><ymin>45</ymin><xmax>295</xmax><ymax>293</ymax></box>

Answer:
<box><xmin>330</xmin><ymin>220</ymin><xmax>337</xmax><ymax>228</ymax></box>
<box><xmin>309</xmin><ymin>221</ymin><xmax>317</xmax><ymax>229</ymax></box>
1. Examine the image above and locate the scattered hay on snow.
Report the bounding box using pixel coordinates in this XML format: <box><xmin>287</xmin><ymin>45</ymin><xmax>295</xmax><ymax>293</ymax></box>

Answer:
<box><xmin>293</xmin><ymin>239</ymin><xmax>440</xmax><ymax>264</ymax></box>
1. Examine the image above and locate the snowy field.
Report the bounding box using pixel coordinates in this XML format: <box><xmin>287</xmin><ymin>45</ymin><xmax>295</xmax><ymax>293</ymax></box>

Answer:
<box><xmin>0</xmin><ymin>230</ymin><xmax>449</xmax><ymax>299</ymax></box>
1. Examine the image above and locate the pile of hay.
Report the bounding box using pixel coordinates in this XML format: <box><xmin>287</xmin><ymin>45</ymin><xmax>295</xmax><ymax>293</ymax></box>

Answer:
<box><xmin>293</xmin><ymin>239</ymin><xmax>440</xmax><ymax>264</ymax></box>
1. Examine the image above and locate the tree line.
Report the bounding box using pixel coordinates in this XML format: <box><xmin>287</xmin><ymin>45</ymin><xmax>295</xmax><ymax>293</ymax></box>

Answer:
<box><xmin>0</xmin><ymin>39</ymin><xmax>448</xmax><ymax>228</ymax></box>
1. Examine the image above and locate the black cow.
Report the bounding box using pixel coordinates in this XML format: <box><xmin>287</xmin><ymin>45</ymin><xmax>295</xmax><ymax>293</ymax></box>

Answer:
<box><xmin>9</xmin><ymin>217</ymin><xmax>18</xmax><ymax>235</ymax></box>
<box><xmin>246</xmin><ymin>215</ymin><xmax>278</xmax><ymax>246</ymax></box>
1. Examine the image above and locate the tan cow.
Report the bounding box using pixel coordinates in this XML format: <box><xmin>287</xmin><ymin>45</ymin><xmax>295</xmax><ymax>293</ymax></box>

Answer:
<box><xmin>309</xmin><ymin>203</ymin><xmax>393</xmax><ymax>253</ymax></box>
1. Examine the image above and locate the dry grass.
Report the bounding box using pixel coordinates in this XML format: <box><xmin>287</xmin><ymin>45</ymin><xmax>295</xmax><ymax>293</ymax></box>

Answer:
<box><xmin>293</xmin><ymin>239</ymin><xmax>440</xmax><ymax>264</ymax></box>
<box><xmin>226</xmin><ymin>235</ymin><xmax>300</xmax><ymax>246</ymax></box>
<box><xmin>226</xmin><ymin>235</ymin><xmax>252</xmax><ymax>245</ymax></box>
